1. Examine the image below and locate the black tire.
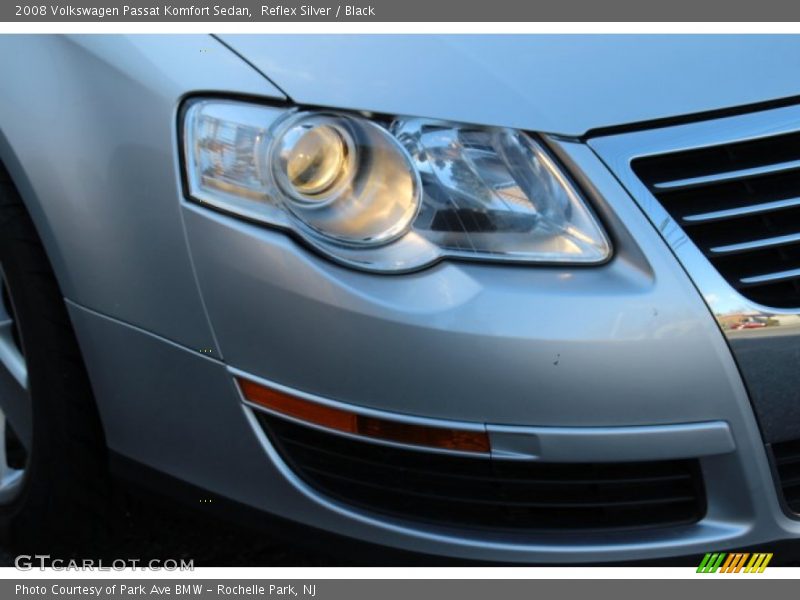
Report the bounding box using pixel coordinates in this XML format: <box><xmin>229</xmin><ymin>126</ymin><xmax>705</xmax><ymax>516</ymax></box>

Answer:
<box><xmin>0</xmin><ymin>163</ymin><xmax>112</xmax><ymax>554</ymax></box>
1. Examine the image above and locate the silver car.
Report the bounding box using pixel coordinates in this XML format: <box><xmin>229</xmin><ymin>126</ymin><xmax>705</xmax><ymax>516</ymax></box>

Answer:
<box><xmin>0</xmin><ymin>33</ymin><xmax>798</xmax><ymax>563</ymax></box>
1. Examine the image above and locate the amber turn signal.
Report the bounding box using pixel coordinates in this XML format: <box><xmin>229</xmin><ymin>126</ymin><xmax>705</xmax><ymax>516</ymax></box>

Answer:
<box><xmin>237</xmin><ymin>377</ymin><xmax>490</xmax><ymax>453</ymax></box>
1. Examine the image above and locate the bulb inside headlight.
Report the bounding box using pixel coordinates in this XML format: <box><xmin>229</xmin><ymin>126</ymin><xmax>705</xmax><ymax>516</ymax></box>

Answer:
<box><xmin>279</xmin><ymin>121</ymin><xmax>354</xmax><ymax>201</ymax></box>
<box><xmin>184</xmin><ymin>99</ymin><xmax>611</xmax><ymax>272</ymax></box>
<box><xmin>270</xmin><ymin>112</ymin><xmax>420</xmax><ymax>246</ymax></box>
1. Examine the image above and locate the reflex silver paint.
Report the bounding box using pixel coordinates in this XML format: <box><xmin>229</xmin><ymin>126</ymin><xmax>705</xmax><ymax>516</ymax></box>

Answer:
<box><xmin>0</xmin><ymin>34</ymin><xmax>798</xmax><ymax>562</ymax></box>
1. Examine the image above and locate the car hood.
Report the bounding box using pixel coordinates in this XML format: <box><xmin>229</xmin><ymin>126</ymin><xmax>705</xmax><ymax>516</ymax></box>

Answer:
<box><xmin>220</xmin><ymin>34</ymin><xmax>800</xmax><ymax>137</ymax></box>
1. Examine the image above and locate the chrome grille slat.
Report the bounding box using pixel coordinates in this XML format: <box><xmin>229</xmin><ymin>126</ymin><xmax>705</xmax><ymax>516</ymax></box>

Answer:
<box><xmin>709</xmin><ymin>232</ymin><xmax>800</xmax><ymax>255</ymax></box>
<box><xmin>740</xmin><ymin>267</ymin><xmax>800</xmax><ymax>286</ymax></box>
<box><xmin>683</xmin><ymin>196</ymin><xmax>800</xmax><ymax>224</ymax></box>
<box><xmin>651</xmin><ymin>158</ymin><xmax>800</xmax><ymax>191</ymax></box>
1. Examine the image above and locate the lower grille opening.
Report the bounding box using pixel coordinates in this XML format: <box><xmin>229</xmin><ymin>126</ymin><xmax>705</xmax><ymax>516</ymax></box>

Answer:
<box><xmin>769</xmin><ymin>438</ymin><xmax>800</xmax><ymax>514</ymax></box>
<box><xmin>258</xmin><ymin>413</ymin><xmax>707</xmax><ymax>532</ymax></box>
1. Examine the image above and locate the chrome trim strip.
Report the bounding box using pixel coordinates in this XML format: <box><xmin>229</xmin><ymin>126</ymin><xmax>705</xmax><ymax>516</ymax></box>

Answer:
<box><xmin>652</xmin><ymin>158</ymin><xmax>800</xmax><ymax>191</ymax></box>
<box><xmin>709</xmin><ymin>231</ymin><xmax>800</xmax><ymax>255</ymax></box>
<box><xmin>488</xmin><ymin>421</ymin><xmax>735</xmax><ymax>462</ymax></box>
<box><xmin>740</xmin><ymin>267</ymin><xmax>800</xmax><ymax>286</ymax></box>
<box><xmin>683</xmin><ymin>196</ymin><xmax>800</xmax><ymax>224</ymax></box>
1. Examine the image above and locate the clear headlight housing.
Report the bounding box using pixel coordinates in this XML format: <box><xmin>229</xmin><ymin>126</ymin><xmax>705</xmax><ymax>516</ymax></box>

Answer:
<box><xmin>183</xmin><ymin>99</ymin><xmax>610</xmax><ymax>272</ymax></box>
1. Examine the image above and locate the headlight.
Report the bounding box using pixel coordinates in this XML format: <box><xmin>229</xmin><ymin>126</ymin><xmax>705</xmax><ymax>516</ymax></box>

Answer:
<box><xmin>183</xmin><ymin>99</ymin><xmax>610</xmax><ymax>272</ymax></box>
<box><xmin>270</xmin><ymin>112</ymin><xmax>420</xmax><ymax>245</ymax></box>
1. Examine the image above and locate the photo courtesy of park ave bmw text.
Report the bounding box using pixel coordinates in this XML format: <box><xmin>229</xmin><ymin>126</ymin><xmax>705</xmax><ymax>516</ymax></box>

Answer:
<box><xmin>14</xmin><ymin>584</ymin><xmax>316</xmax><ymax>596</ymax></box>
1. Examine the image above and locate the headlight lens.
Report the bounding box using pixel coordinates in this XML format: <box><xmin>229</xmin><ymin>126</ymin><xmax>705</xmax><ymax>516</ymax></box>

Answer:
<box><xmin>184</xmin><ymin>99</ymin><xmax>610</xmax><ymax>272</ymax></box>
<box><xmin>269</xmin><ymin>113</ymin><xmax>420</xmax><ymax>245</ymax></box>
<box><xmin>281</xmin><ymin>122</ymin><xmax>351</xmax><ymax>198</ymax></box>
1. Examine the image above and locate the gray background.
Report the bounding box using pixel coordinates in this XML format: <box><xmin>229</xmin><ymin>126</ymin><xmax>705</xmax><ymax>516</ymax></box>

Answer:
<box><xmin>4</xmin><ymin>0</ymin><xmax>800</xmax><ymax>21</ymax></box>
<box><xmin>2</xmin><ymin>580</ymin><xmax>796</xmax><ymax>599</ymax></box>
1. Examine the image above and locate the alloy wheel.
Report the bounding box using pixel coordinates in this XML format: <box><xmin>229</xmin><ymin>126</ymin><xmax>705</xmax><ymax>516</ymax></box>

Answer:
<box><xmin>0</xmin><ymin>265</ymin><xmax>30</xmax><ymax>503</ymax></box>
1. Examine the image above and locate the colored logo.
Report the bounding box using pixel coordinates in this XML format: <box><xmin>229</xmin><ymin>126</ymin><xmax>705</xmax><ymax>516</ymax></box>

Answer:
<box><xmin>697</xmin><ymin>552</ymin><xmax>773</xmax><ymax>573</ymax></box>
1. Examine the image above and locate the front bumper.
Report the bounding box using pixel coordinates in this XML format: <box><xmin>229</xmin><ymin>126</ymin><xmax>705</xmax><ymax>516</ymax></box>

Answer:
<box><xmin>69</xmin><ymin>131</ymin><xmax>798</xmax><ymax>563</ymax></box>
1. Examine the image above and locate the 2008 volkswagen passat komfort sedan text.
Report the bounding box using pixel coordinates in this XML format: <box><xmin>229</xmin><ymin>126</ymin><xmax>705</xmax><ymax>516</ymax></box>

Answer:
<box><xmin>0</xmin><ymin>34</ymin><xmax>799</xmax><ymax>563</ymax></box>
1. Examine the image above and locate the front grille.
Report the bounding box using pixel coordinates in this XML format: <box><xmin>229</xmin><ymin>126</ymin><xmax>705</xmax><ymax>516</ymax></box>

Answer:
<box><xmin>633</xmin><ymin>130</ymin><xmax>800</xmax><ymax>308</ymax></box>
<box><xmin>769</xmin><ymin>438</ymin><xmax>800</xmax><ymax>513</ymax></box>
<box><xmin>259</xmin><ymin>414</ymin><xmax>706</xmax><ymax>532</ymax></box>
